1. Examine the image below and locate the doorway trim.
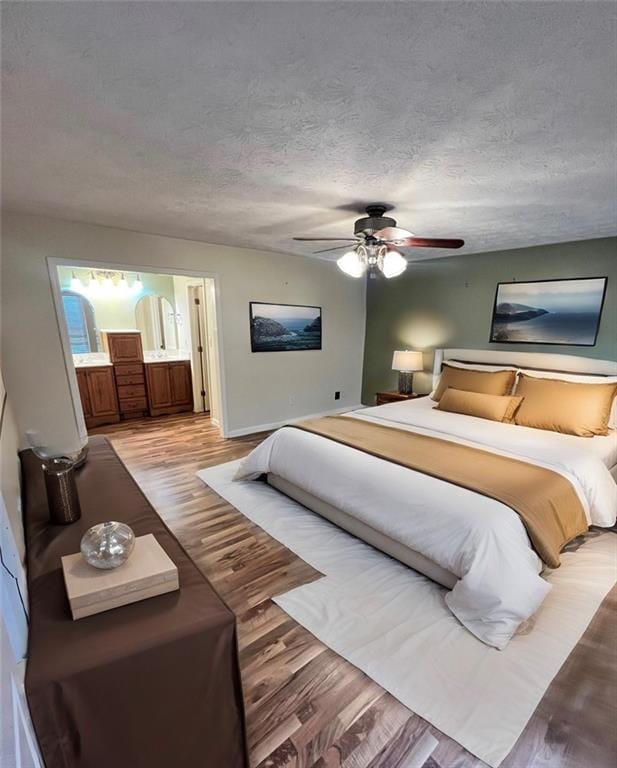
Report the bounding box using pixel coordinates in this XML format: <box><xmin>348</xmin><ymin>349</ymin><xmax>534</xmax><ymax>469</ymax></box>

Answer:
<box><xmin>47</xmin><ymin>257</ymin><xmax>230</xmax><ymax>441</ymax></box>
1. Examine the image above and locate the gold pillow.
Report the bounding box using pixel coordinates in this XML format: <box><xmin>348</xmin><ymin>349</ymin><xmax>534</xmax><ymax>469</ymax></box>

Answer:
<box><xmin>435</xmin><ymin>387</ymin><xmax>523</xmax><ymax>423</ymax></box>
<box><xmin>431</xmin><ymin>363</ymin><xmax>516</xmax><ymax>402</ymax></box>
<box><xmin>514</xmin><ymin>374</ymin><xmax>617</xmax><ymax>437</ymax></box>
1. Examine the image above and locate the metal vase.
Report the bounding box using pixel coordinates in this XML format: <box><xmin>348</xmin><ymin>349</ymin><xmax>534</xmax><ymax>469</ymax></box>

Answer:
<box><xmin>43</xmin><ymin>457</ymin><xmax>82</xmax><ymax>525</ymax></box>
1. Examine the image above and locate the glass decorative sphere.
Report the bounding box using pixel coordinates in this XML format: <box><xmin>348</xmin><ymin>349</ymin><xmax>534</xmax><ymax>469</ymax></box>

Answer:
<box><xmin>80</xmin><ymin>521</ymin><xmax>135</xmax><ymax>569</ymax></box>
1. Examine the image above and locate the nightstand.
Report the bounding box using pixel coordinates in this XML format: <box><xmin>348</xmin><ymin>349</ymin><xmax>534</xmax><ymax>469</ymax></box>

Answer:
<box><xmin>375</xmin><ymin>391</ymin><xmax>426</xmax><ymax>406</ymax></box>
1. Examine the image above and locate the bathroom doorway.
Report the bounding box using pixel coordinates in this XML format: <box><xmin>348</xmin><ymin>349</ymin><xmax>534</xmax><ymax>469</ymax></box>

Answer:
<box><xmin>50</xmin><ymin>261</ymin><xmax>225</xmax><ymax>440</ymax></box>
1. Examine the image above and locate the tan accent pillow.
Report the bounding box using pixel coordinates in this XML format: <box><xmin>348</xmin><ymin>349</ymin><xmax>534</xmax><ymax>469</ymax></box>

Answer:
<box><xmin>514</xmin><ymin>374</ymin><xmax>617</xmax><ymax>437</ymax></box>
<box><xmin>431</xmin><ymin>363</ymin><xmax>516</xmax><ymax>402</ymax></box>
<box><xmin>435</xmin><ymin>387</ymin><xmax>524</xmax><ymax>423</ymax></box>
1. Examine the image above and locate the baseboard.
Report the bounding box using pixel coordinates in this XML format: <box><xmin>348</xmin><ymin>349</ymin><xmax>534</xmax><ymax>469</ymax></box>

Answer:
<box><xmin>224</xmin><ymin>404</ymin><xmax>365</xmax><ymax>438</ymax></box>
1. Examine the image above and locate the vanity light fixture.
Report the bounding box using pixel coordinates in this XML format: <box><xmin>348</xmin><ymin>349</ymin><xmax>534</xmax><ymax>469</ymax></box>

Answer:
<box><xmin>70</xmin><ymin>271</ymin><xmax>82</xmax><ymax>291</ymax></box>
<box><xmin>72</xmin><ymin>269</ymin><xmax>144</xmax><ymax>296</ymax></box>
<box><xmin>101</xmin><ymin>273</ymin><xmax>114</xmax><ymax>294</ymax></box>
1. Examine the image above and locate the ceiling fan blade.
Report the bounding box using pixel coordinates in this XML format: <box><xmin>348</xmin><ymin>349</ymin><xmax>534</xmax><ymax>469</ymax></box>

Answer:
<box><xmin>375</xmin><ymin>226</ymin><xmax>414</xmax><ymax>241</ymax></box>
<box><xmin>313</xmin><ymin>243</ymin><xmax>357</xmax><ymax>254</ymax></box>
<box><xmin>293</xmin><ymin>237</ymin><xmax>359</xmax><ymax>242</ymax></box>
<box><xmin>394</xmin><ymin>237</ymin><xmax>465</xmax><ymax>249</ymax></box>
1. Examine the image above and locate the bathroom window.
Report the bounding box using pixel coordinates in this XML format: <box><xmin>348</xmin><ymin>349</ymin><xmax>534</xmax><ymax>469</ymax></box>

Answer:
<box><xmin>61</xmin><ymin>291</ymin><xmax>100</xmax><ymax>353</ymax></box>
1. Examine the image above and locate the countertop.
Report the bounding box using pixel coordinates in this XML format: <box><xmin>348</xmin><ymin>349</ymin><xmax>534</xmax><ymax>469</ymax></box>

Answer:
<box><xmin>73</xmin><ymin>355</ymin><xmax>112</xmax><ymax>368</ymax></box>
<box><xmin>143</xmin><ymin>352</ymin><xmax>190</xmax><ymax>363</ymax></box>
<box><xmin>73</xmin><ymin>353</ymin><xmax>190</xmax><ymax>368</ymax></box>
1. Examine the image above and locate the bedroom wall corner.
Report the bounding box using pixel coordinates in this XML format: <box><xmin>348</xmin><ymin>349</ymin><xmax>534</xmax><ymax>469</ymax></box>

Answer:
<box><xmin>361</xmin><ymin>237</ymin><xmax>617</xmax><ymax>402</ymax></box>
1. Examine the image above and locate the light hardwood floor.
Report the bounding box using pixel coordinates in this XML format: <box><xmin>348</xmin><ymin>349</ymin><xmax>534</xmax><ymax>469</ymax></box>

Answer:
<box><xmin>91</xmin><ymin>413</ymin><xmax>616</xmax><ymax>768</ymax></box>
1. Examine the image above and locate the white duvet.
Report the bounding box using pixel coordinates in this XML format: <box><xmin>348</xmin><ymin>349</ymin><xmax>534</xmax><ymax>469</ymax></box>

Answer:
<box><xmin>235</xmin><ymin>399</ymin><xmax>617</xmax><ymax>649</ymax></box>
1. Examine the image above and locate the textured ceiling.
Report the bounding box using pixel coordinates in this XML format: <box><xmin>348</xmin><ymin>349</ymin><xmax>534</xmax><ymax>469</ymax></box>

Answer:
<box><xmin>2</xmin><ymin>1</ymin><xmax>616</xmax><ymax>261</ymax></box>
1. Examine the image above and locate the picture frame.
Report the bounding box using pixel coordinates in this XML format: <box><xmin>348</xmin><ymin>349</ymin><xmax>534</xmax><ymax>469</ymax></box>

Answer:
<box><xmin>249</xmin><ymin>301</ymin><xmax>322</xmax><ymax>352</ymax></box>
<box><xmin>489</xmin><ymin>277</ymin><xmax>607</xmax><ymax>346</ymax></box>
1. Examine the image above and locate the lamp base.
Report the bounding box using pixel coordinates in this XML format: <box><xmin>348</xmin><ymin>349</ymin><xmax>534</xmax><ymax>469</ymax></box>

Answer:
<box><xmin>398</xmin><ymin>371</ymin><xmax>414</xmax><ymax>395</ymax></box>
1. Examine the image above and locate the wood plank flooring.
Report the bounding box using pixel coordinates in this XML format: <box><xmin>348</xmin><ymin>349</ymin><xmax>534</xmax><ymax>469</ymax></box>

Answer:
<box><xmin>90</xmin><ymin>413</ymin><xmax>616</xmax><ymax>768</ymax></box>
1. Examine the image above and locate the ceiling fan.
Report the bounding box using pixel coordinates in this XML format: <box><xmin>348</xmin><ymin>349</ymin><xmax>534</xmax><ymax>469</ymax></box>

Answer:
<box><xmin>293</xmin><ymin>204</ymin><xmax>464</xmax><ymax>278</ymax></box>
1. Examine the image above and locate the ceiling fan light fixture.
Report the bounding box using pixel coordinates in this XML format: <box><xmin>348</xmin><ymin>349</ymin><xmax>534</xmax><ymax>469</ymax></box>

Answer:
<box><xmin>381</xmin><ymin>249</ymin><xmax>407</xmax><ymax>278</ymax></box>
<box><xmin>295</xmin><ymin>204</ymin><xmax>463</xmax><ymax>278</ymax></box>
<box><xmin>337</xmin><ymin>250</ymin><xmax>366</xmax><ymax>278</ymax></box>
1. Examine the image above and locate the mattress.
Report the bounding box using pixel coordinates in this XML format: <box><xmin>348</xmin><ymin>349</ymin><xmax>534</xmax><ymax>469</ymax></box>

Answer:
<box><xmin>267</xmin><ymin>473</ymin><xmax>458</xmax><ymax>589</ymax></box>
<box><xmin>236</xmin><ymin>397</ymin><xmax>616</xmax><ymax>648</ymax></box>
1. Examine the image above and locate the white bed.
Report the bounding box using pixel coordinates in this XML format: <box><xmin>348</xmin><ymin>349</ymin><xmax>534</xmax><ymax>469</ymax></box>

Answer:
<box><xmin>235</xmin><ymin>349</ymin><xmax>617</xmax><ymax>649</ymax></box>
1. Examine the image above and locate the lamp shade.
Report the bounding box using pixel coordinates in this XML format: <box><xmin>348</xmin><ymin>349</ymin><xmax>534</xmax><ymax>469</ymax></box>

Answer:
<box><xmin>392</xmin><ymin>350</ymin><xmax>423</xmax><ymax>372</ymax></box>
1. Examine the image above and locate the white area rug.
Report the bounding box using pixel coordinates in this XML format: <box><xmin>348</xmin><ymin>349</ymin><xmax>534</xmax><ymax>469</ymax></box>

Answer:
<box><xmin>197</xmin><ymin>460</ymin><xmax>617</xmax><ymax>767</ymax></box>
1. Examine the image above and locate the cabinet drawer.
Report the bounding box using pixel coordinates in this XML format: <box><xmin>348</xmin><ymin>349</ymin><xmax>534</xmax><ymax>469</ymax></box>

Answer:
<box><xmin>115</xmin><ymin>374</ymin><xmax>144</xmax><ymax>386</ymax></box>
<box><xmin>117</xmin><ymin>384</ymin><xmax>146</xmax><ymax>399</ymax></box>
<box><xmin>119</xmin><ymin>397</ymin><xmax>148</xmax><ymax>413</ymax></box>
<box><xmin>114</xmin><ymin>363</ymin><xmax>144</xmax><ymax>377</ymax></box>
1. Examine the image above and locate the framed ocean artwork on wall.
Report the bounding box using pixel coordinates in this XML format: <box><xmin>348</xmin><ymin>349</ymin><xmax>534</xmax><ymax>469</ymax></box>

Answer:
<box><xmin>489</xmin><ymin>277</ymin><xmax>607</xmax><ymax>346</ymax></box>
<box><xmin>250</xmin><ymin>302</ymin><xmax>322</xmax><ymax>352</ymax></box>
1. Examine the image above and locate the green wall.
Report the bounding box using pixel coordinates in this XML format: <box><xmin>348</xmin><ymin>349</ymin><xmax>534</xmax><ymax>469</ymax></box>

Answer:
<box><xmin>362</xmin><ymin>237</ymin><xmax>617</xmax><ymax>402</ymax></box>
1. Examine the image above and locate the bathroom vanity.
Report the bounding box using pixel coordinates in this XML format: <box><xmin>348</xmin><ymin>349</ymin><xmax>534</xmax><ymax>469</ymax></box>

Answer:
<box><xmin>74</xmin><ymin>331</ymin><xmax>193</xmax><ymax>428</ymax></box>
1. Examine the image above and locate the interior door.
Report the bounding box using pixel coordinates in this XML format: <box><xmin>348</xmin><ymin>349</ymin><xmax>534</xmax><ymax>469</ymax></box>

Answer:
<box><xmin>187</xmin><ymin>284</ymin><xmax>209</xmax><ymax>412</ymax></box>
<box><xmin>145</xmin><ymin>363</ymin><xmax>172</xmax><ymax>408</ymax></box>
<box><xmin>87</xmin><ymin>368</ymin><xmax>119</xmax><ymax>417</ymax></box>
<box><xmin>76</xmin><ymin>369</ymin><xmax>92</xmax><ymax>418</ymax></box>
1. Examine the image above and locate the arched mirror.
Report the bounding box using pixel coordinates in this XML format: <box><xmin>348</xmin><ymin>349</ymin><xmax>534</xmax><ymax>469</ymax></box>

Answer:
<box><xmin>135</xmin><ymin>295</ymin><xmax>179</xmax><ymax>352</ymax></box>
<box><xmin>61</xmin><ymin>290</ymin><xmax>101</xmax><ymax>353</ymax></box>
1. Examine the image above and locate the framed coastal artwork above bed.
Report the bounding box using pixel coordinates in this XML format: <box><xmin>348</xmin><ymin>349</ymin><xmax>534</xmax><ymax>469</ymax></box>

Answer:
<box><xmin>250</xmin><ymin>302</ymin><xmax>322</xmax><ymax>352</ymax></box>
<box><xmin>489</xmin><ymin>277</ymin><xmax>607</xmax><ymax>346</ymax></box>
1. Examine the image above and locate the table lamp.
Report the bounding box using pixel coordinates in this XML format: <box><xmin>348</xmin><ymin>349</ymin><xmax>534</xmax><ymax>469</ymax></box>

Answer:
<box><xmin>392</xmin><ymin>350</ymin><xmax>423</xmax><ymax>395</ymax></box>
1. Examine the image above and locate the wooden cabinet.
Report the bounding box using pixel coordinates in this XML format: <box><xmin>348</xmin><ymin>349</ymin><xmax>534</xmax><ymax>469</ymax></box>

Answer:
<box><xmin>114</xmin><ymin>362</ymin><xmax>148</xmax><ymax>419</ymax></box>
<box><xmin>77</xmin><ymin>339</ymin><xmax>192</xmax><ymax>426</ymax></box>
<box><xmin>101</xmin><ymin>335</ymin><xmax>148</xmax><ymax>420</ymax></box>
<box><xmin>145</xmin><ymin>361</ymin><xmax>193</xmax><ymax>416</ymax></box>
<box><xmin>145</xmin><ymin>363</ymin><xmax>173</xmax><ymax>410</ymax></box>
<box><xmin>101</xmin><ymin>332</ymin><xmax>144</xmax><ymax>364</ymax></box>
<box><xmin>76</xmin><ymin>368</ymin><xmax>92</xmax><ymax>419</ymax></box>
<box><xmin>375</xmin><ymin>391</ymin><xmax>426</xmax><ymax>406</ymax></box>
<box><xmin>76</xmin><ymin>367</ymin><xmax>120</xmax><ymax>428</ymax></box>
<box><xmin>169</xmin><ymin>362</ymin><xmax>193</xmax><ymax>406</ymax></box>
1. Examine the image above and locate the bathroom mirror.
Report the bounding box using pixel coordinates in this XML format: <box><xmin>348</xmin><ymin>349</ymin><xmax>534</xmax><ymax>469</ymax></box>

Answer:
<box><xmin>135</xmin><ymin>295</ymin><xmax>179</xmax><ymax>352</ymax></box>
<box><xmin>61</xmin><ymin>290</ymin><xmax>101</xmax><ymax>353</ymax></box>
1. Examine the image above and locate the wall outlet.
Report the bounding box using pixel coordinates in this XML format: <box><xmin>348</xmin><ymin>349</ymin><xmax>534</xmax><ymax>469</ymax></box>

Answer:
<box><xmin>334</xmin><ymin>391</ymin><xmax>340</xmax><ymax>400</ymax></box>
<box><xmin>288</xmin><ymin>394</ymin><xmax>296</xmax><ymax>406</ymax></box>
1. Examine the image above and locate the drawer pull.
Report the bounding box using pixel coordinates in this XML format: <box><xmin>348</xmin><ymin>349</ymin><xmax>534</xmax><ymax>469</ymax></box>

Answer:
<box><xmin>118</xmin><ymin>384</ymin><xmax>146</xmax><ymax>398</ymax></box>
<box><xmin>114</xmin><ymin>364</ymin><xmax>144</xmax><ymax>376</ymax></box>
<box><xmin>119</xmin><ymin>398</ymin><xmax>147</xmax><ymax>413</ymax></box>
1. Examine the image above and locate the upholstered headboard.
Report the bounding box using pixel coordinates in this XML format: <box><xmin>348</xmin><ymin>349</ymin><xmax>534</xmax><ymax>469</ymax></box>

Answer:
<box><xmin>432</xmin><ymin>349</ymin><xmax>617</xmax><ymax>389</ymax></box>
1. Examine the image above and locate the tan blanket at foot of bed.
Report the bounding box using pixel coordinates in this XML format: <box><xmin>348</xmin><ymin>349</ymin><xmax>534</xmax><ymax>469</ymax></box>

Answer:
<box><xmin>288</xmin><ymin>416</ymin><xmax>587</xmax><ymax>568</ymax></box>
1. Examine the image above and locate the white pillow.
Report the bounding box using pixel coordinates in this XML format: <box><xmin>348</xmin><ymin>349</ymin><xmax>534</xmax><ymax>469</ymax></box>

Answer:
<box><xmin>516</xmin><ymin>369</ymin><xmax>617</xmax><ymax>429</ymax></box>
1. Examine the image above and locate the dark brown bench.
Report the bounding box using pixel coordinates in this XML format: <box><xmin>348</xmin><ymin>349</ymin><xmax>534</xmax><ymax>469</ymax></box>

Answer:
<box><xmin>21</xmin><ymin>435</ymin><xmax>248</xmax><ymax>768</ymax></box>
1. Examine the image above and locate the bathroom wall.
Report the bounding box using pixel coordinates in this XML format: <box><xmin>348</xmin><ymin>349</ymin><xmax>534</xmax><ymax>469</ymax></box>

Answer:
<box><xmin>57</xmin><ymin>266</ymin><xmax>176</xmax><ymax>334</ymax></box>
